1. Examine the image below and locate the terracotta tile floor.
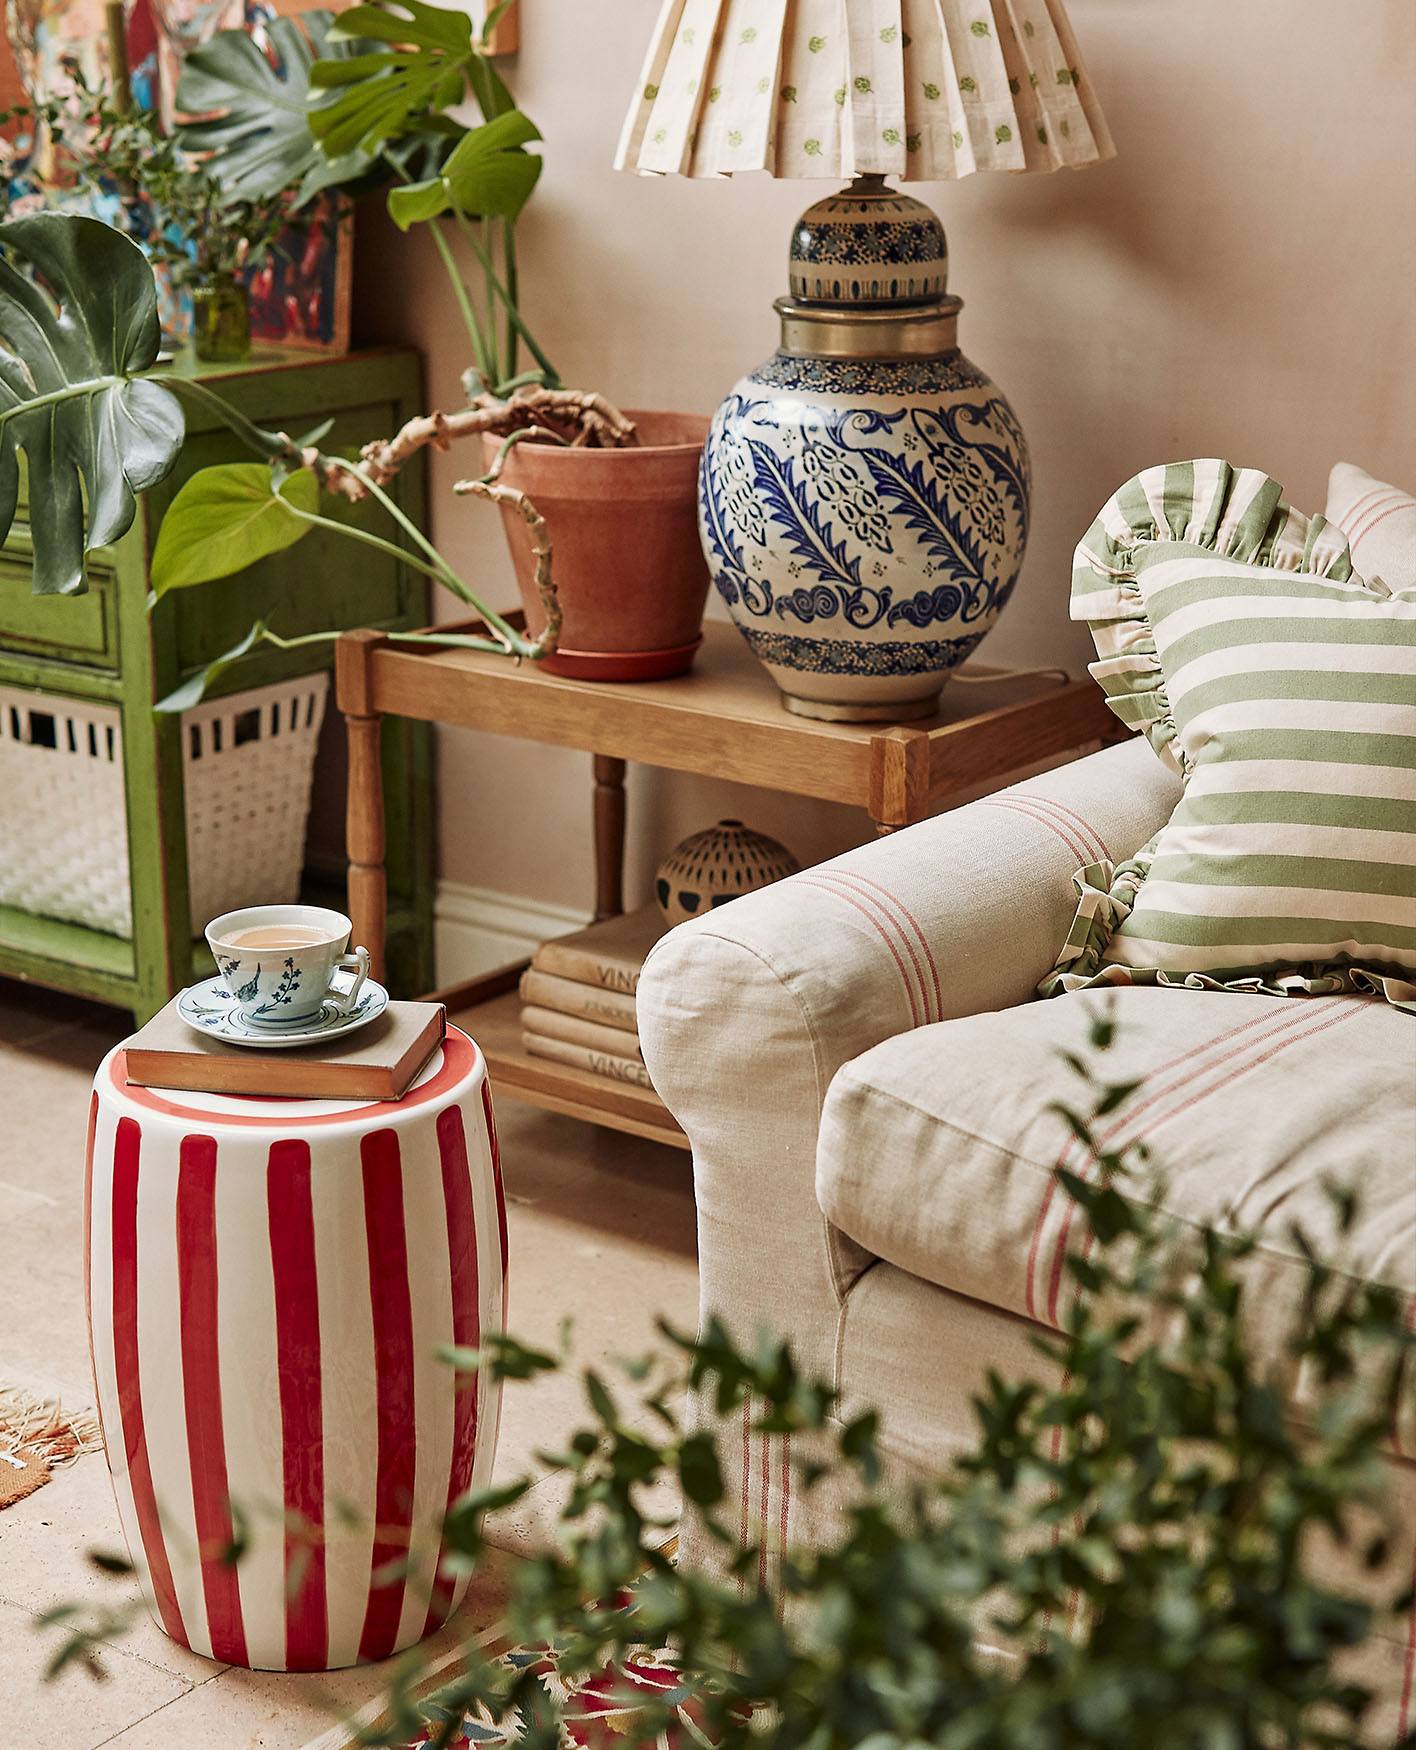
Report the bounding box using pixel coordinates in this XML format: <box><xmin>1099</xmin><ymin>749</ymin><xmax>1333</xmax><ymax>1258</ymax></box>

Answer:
<box><xmin>0</xmin><ymin>977</ymin><xmax>698</xmax><ymax>1749</ymax></box>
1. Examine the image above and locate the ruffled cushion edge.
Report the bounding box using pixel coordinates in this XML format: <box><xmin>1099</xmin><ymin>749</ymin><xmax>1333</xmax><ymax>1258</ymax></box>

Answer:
<box><xmin>1069</xmin><ymin>459</ymin><xmax>1364</xmax><ymax>774</ymax></box>
<box><xmin>1038</xmin><ymin>855</ymin><xmax>1416</xmax><ymax>1015</ymax></box>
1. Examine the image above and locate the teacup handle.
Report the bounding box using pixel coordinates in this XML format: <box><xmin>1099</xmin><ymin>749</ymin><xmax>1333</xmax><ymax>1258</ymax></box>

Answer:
<box><xmin>328</xmin><ymin>946</ymin><xmax>371</xmax><ymax>1016</ymax></box>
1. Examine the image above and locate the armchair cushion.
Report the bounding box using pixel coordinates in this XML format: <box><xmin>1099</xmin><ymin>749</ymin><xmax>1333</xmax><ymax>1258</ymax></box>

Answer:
<box><xmin>816</xmin><ymin>984</ymin><xmax>1416</xmax><ymax>1446</ymax></box>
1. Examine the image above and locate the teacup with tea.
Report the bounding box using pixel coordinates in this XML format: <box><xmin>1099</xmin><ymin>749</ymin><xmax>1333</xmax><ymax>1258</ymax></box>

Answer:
<box><xmin>206</xmin><ymin>904</ymin><xmax>371</xmax><ymax>1027</ymax></box>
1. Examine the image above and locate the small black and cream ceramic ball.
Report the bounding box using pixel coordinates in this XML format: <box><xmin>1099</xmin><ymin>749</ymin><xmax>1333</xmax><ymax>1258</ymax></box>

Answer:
<box><xmin>655</xmin><ymin>820</ymin><xmax>801</xmax><ymax>927</ymax></box>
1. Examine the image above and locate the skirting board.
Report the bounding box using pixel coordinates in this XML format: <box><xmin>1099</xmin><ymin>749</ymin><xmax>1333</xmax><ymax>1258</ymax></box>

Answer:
<box><xmin>434</xmin><ymin>880</ymin><xmax>588</xmax><ymax>986</ymax></box>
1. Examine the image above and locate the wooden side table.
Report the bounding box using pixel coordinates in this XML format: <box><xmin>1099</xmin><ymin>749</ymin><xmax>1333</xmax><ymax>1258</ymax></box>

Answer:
<box><xmin>337</xmin><ymin>617</ymin><xmax>1121</xmax><ymax>1150</ymax></box>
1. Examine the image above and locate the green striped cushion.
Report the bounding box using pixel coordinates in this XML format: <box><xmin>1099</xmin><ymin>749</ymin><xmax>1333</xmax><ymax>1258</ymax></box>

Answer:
<box><xmin>1043</xmin><ymin>459</ymin><xmax>1416</xmax><ymax>1009</ymax></box>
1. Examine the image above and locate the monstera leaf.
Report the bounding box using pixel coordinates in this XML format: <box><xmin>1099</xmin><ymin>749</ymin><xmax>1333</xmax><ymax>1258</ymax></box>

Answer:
<box><xmin>177</xmin><ymin>11</ymin><xmax>376</xmax><ymax>203</ymax></box>
<box><xmin>0</xmin><ymin>215</ymin><xmax>184</xmax><ymax>596</ymax></box>
<box><xmin>387</xmin><ymin>109</ymin><xmax>542</xmax><ymax>229</ymax></box>
<box><xmin>309</xmin><ymin>0</ymin><xmax>512</xmax><ymax>159</ymax></box>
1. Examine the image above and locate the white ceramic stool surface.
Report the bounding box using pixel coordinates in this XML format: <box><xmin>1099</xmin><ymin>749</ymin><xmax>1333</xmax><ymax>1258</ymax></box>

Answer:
<box><xmin>85</xmin><ymin>1025</ymin><xmax>506</xmax><ymax>1671</ymax></box>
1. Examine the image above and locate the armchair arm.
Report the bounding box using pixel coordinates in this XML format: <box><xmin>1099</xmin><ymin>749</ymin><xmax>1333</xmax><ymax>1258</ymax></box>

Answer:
<box><xmin>636</xmin><ymin>737</ymin><xmax>1179</xmax><ymax>1372</ymax></box>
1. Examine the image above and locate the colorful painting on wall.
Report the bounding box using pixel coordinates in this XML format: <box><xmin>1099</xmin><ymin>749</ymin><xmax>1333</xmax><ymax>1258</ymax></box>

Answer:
<box><xmin>0</xmin><ymin>0</ymin><xmax>353</xmax><ymax>352</ymax></box>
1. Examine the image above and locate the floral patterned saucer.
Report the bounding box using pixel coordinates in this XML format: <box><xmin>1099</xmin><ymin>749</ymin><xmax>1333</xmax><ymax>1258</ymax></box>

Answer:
<box><xmin>176</xmin><ymin>973</ymin><xmax>389</xmax><ymax>1049</ymax></box>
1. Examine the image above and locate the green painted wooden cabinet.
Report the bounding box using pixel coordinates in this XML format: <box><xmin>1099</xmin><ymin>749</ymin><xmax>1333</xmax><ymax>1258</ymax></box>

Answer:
<box><xmin>0</xmin><ymin>345</ymin><xmax>434</xmax><ymax>1022</ymax></box>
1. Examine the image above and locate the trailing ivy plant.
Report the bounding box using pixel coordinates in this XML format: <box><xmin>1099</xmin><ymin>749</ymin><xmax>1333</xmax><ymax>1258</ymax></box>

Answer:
<box><xmin>44</xmin><ymin>1015</ymin><xmax>1416</xmax><ymax>1747</ymax></box>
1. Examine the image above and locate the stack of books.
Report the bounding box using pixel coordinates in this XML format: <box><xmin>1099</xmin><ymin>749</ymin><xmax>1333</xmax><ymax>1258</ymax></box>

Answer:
<box><xmin>520</xmin><ymin>905</ymin><xmax>665</xmax><ymax>1090</ymax></box>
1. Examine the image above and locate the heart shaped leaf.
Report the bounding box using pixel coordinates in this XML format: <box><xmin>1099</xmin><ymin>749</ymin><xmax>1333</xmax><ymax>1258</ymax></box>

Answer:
<box><xmin>176</xmin><ymin>11</ymin><xmax>376</xmax><ymax>204</ymax></box>
<box><xmin>0</xmin><ymin>214</ymin><xmax>185</xmax><ymax>595</ymax></box>
<box><xmin>151</xmin><ymin>463</ymin><xmax>319</xmax><ymax>594</ymax></box>
<box><xmin>387</xmin><ymin>108</ymin><xmax>542</xmax><ymax>229</ymax></box>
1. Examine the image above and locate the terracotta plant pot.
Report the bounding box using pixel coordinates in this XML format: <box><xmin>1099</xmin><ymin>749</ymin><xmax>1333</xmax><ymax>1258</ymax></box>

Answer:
<box><xmin>483</xmin><ymin>409</ymin><xmax>711</xmax><ymax>681</ymax></box>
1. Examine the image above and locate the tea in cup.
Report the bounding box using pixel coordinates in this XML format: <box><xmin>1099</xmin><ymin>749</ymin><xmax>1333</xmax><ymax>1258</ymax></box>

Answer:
<box><xmin>206</xmin><ymin>905</ymin><xmax>371</xmax><ymax>1026</ymax></box>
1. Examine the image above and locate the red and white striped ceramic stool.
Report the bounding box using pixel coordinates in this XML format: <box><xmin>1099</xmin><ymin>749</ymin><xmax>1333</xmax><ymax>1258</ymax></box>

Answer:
<box><xmin>84</xmin><ymin>1025</ymin><xmax>507</xmax><ymax>1672</ymax></box>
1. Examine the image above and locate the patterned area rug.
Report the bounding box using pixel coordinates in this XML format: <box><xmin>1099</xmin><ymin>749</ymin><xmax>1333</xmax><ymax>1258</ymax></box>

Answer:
<box><xmin>400</xmin><ymin>1641</ymin><xmax>703</xmax><ymax>1749</ymax></box>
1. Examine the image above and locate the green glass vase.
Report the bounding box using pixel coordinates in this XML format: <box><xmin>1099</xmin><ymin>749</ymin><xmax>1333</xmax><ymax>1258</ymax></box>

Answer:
<box><xmin>191</xmin><ymin>279</ymin><xmax>251</xmax><ymax>364</ymax></box>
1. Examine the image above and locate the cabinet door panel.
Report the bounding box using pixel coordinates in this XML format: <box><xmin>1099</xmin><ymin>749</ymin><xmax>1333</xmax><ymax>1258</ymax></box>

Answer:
<box><xmin>0</xmin><ymin>555</ymin><xmax>115</xmax><ymax>666</ymax></box>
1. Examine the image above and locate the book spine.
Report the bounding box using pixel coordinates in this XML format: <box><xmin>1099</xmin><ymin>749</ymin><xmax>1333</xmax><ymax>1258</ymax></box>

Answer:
<box><xmin>520</xmin><ymin>1006</ymin><xmax>643</xmax><ymax>1061</ymax></box>
<box><xmin>518</xmin><ymin>970</ymin><xmax>639</xmax><ymax>1033</ymax></box>
<box><xmin>522</xmin><ymin>1032</ymin><xmax>656</xmax><ymax>1090</ymax></box>
<box><xmin>121</xmin><ymin>1056</ymin><xmax>395</xmax><ymax>1100</ymax></box>
<box><xmin>531</xmin><ymin>942</ymin><xmax>642</xmax><ymax>996</ymax></box>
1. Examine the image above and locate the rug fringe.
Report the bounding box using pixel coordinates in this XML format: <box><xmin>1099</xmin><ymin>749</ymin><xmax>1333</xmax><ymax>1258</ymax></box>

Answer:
<box><xmin>0</xmin><ymin>1383</ymin><xmax>103</xmax><ymax>1469</ymax></box>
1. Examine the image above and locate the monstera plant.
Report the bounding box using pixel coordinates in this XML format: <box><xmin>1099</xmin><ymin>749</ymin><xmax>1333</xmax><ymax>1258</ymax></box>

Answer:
<box><xmin>0</xmin><ymin>216</ymin><xmax>184</xmax><ymax>597</ymax></box>
<box><xmin>175</xmin><ymin>10</ymin><xmax>379</xmax><ymax>205</ymax></box>
<box><xmin>0</xmin><ymin>209</ymin><xmax>558</xmax><ymax>689</ymax></box>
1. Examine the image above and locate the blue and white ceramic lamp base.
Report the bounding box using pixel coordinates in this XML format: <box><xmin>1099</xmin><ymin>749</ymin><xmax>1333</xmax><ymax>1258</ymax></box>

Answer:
<box><xmin>697</xmin><ymin>177</ymin><xmax>1031</xmax><ymax>722</ymax></box>
<box><xmin>701</xmin><ymin>350</ymin><xmax>1028</xmax><ymax>720</ymax></box>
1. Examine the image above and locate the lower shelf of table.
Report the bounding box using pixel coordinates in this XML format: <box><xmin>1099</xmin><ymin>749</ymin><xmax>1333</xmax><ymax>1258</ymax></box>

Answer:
<box><xmin>446</xmin><ymin>987</ymin><xmax>689</xmax><ymax>1153</ymax></box>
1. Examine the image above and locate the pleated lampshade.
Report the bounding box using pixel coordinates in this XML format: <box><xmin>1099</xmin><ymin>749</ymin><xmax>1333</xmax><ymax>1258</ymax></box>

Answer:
<box><xmin>617</xmin><ymin>0</ymin><xmax>1114</xmax><ymax>181</ymax></box>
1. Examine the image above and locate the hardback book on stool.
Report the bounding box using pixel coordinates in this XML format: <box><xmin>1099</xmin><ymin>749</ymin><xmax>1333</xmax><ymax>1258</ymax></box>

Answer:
<box><xmin>123</xmin><ymin>996</ymin><xmax>446</xmax><ymax>1100</ymax></box>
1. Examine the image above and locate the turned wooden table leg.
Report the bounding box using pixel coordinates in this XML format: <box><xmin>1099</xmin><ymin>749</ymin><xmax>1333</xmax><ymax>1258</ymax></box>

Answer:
<box><xmin>592</xmin><ymin>753</ymin><xmax>627</xmax><ymax>922</ymax></box>
<box><xmin>337</xmin><ymin>630</ymin><xmax>390</xmax><ymax>982</ymax></box>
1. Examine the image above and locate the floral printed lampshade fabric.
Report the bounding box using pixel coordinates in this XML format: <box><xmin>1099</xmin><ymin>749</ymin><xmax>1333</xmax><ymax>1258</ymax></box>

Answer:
<box><xmin>617</xmin><ymin>0</ymin><xmax>1115</xmax><ymax>181</ymax></box>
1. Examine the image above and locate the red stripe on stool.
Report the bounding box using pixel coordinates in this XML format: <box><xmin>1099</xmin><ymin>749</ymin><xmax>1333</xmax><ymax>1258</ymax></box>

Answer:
<box><xmin>423</xmin><ymin>1106</ymin><xmax>482</xmax><ymax>1637</ymax></box>
<box><xmin>268</xmin><ymin>1138</ymin><xmax>327</xmax><ymax>1671</ymax></box>
<box><xmin>176</xmin><ymin>1136</ymin><xmax>249</xmax><ymax>1666</ymax></box>
<box><xmin>359</xmin><ymin>1128</ymin><xmax>417</xmax><ymax>1663</ymax></box>
<box><xmin>481</xmin><ymin>1080</ymin><xmax>508</xmax><ymax>1317</ymax></box>
<box><xmin>111</xmin><ymin>1117</ymin><xmax>189</xmax><ymax>1648</ymax></box>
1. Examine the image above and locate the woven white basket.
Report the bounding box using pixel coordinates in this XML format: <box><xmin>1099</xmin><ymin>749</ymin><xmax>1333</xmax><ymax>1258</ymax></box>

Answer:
<box><xmin>0</xmin><ymin>674</ymin><xmax>329</xmax><ymax>939</ymax></box>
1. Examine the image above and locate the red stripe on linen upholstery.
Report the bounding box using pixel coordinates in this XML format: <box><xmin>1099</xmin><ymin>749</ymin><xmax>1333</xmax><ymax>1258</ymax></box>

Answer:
<box><xmin>798</xmin><ymin>876</ymin><xmax>923</xmax><ymax>1028</ymax></box>
<box><xmin>423</xmin><ymin>1105</ymin><xmax>482</xmax><ymax>1636</ymax></box>
<box><xmin>777</xmin><ymin>1433</ymin><xmax>791</xmax><ymax>1621</ymax></box>
<box><xmin>1333</xmin><ymin>486</ymin><xmax>1388</xmax><ymax>531</ymax></box>
<box><xmin>1352</xmin><ymin>499</ymin><xmax>1414</xmax><ymax>551</ymax></box>
<box><xmin>1043</xmin><ymin>1001</ymin><xmax>1360</xmax><ymax>1328</ymax></box>
<box><xmin>176</xmin><ymin>1135</ymin><xmax>249</xmax><ymax>1665</ymax></box>
<box><xmin>267</xmin><ymin>1138</ymin><xmax>327</xmax><ymax>1671</ymax></box>
<box><xmin>358</xmin><ymin>1128</ymin><xmax>417</xmax><ymax>1663</ymax></box>
<box><xmin>737</xmin><ymin>1396</ymin><xmax>752</xmax><ymax>1596</ymax></box>
<box><xmin>810</xmin><ymin>871</ymin><xmax>935</xmax><ymax>1024</ymax></box>
<box><xmin>1027</xmin><ymin>796</ymin><xmax>1111</xmax><ymax>864</ymax></box>
<box><xmin>1022</xmin><ymin>1003</ymin><xmax>1309</xmax><ymax>1321</ymax></box>
<box><xmin>757</xmin><ymin>1426</ymin><xmax>772</xmax><ymax>1591</ymax></box>
<box><xmin>977</xmin><ymin>796</ymin><xmax>1092</xmax><ymax>866</ymax></box>
<box><xmin>1348</xmin><ymin>490</ymin><xmax>1408</xmax><ymax>542</ymax></box>
<box><xmin>110</xmin><ymin>1117</ymin><xmax>189</xmax><ymax>1647</ymax></box>
<box><xmin>826</xmin><ymin>871</ymin><xmax>943</xmax><ymax>1023</ymax></box>
<box><xmin>1400</xmin><ymin>1539</ymin><xmax>1416</xmax><ymax>1738</ymax></box>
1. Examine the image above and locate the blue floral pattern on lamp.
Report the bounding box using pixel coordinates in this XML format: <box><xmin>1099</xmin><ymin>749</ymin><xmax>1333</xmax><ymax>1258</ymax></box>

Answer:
<box><xmin>699</xmin><ymin>352</ymin><xmax>1030</xmax><ymax>719</ymax></box>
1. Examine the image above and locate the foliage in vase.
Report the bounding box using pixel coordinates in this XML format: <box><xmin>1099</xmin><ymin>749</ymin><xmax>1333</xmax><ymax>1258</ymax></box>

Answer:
<box><xmin>2</xmin><ymin>73</ymin><xmax>293</xmax><ymax>289</ymax></box>
<box><xmin>45</xmin><ymin>1015</ymin><xmax>1416</xmax><ymax>1747</ymax></box>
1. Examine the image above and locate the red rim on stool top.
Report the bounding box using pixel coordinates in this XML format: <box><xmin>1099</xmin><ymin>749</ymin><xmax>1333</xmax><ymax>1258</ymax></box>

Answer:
<box><xmin>84</xmin><ymin>1025</ymin><xmax>508</xmax><ymax>1671</ymax></box>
